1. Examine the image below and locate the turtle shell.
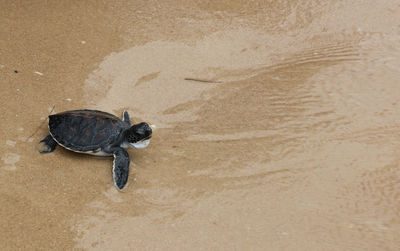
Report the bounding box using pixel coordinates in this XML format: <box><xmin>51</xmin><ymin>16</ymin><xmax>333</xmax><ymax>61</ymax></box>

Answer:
<box><xmin>48</xmin><ymin>110</ymin><xmax>128</xmax><ymax>152</ymax></box>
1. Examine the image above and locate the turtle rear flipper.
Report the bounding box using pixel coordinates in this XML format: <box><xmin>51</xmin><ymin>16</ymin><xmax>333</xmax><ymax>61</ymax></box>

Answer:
<box><xmin>112</xmin><ymin>147</ymin><xmax>130</xmax><ymax>190</ymax></box>
<box><xmin>37</xmin><ymin>135</ymin><xmax>57</xmax><ymax>154</ymax></box>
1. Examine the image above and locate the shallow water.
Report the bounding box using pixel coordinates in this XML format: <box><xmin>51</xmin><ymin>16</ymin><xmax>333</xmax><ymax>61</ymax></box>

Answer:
<box><xmin>1</xmin><ymin>0</ymin><xmax>400</xmax><ymax>250</ymax></box>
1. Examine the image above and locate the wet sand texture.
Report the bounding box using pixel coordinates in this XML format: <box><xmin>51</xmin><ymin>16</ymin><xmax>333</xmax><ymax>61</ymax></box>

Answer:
<box><xmin>1</xmin><ymin>1</ymin><xmax>400</xmax><ymax>250</ymax></box>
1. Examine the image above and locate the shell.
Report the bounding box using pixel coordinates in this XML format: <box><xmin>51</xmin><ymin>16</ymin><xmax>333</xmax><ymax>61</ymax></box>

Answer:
<box><xmin>48</xmin><ymin>110</ymin><xmax>128</xmax><ymax>152</ymax></box>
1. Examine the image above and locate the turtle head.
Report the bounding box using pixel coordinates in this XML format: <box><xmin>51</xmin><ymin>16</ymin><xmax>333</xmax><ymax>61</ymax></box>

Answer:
<box><xmin>126</xmin><ymin>122</ymin><xmax>152</xmax><ymax>149</ymax></box>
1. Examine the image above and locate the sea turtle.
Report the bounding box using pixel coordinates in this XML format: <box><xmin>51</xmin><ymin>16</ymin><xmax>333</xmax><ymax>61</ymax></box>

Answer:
<box><xmin>37</xmin><ymin>109</ymin><xmax>152</xmax><ymax>190</ymax></box>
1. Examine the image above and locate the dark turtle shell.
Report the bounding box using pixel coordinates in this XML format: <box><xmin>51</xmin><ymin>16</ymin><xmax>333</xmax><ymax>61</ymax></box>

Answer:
<box><xmin>49</xmin><ymin>109</ymin><xmax>128</xmax><ymax>152</ymax></box>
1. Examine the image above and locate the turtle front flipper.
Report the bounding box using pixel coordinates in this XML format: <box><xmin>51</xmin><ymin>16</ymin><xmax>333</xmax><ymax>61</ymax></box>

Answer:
<box><xmin>37</xmin><ymin>135</ymin><xmax>57</xmax><ymax>154</ymax></box>
<box><xmin>111</xmin><ymin>147</ymin><xmax>130</xmax><ymax>190</ymax></box>
<box><xmin>123</xmin><ymin>110</ymin><xmax>132</xmax><ymax>125</ymax></box>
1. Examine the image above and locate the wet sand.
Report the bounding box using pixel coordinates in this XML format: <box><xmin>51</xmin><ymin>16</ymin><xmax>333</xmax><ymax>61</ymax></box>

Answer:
<box><xmin>1</xmin><ymin>0</ymin><xmax>400</xmax><ymax>250</ymax></box>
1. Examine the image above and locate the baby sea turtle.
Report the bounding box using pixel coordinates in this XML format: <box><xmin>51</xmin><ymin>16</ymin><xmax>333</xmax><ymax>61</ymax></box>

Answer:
<box><xmin>37</xmin><ymin>109</ymin><xmax>152</xmax><ymax>190</ymax></box>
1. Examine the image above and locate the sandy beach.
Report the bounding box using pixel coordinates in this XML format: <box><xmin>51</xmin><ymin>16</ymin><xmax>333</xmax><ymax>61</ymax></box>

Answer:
<box><xmin>1</xmin><ymin>0</ymin><xmax>400</xmax><ymax>250</ymax></box>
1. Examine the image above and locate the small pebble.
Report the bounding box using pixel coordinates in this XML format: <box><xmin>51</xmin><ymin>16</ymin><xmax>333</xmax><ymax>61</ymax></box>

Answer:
<box><xmin>66</xmin><ymin>98</ymin><xmax>72</xmax><ymax>102</ymax></box>
<box><xmin>81</xmin><ymin>40</ymin><xmax>86</xmax><ymax>44</ymax></box>
<box><xmin>34</xmin><ymin>71</ymin><xmax>43</xmax><ymax>76</ymax></box>
<box><xmin>14</xmin><ymin>70</ymin><xmax>18</xmax><ymax>73</ymax></box>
